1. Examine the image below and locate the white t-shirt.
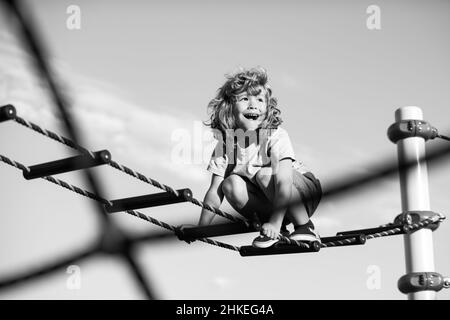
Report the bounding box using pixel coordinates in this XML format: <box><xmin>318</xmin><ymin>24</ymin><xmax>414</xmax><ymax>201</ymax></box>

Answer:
<box><xmin>207</xmin><ymin>127</ymin><xmax>310</xmax><ymax>184</ymax></box>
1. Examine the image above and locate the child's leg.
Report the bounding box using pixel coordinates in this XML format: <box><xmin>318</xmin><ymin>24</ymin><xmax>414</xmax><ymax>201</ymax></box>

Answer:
<box><xmin>289</xmin><ymin>171</ymin><xmax>322</xmax><ymax>241</ymax></box>
<box><xmin>221</xmin><ymin>174</ymin><xmax>273</xmax><ymax>221</ymax></box>
<box><xmin>285</xmin><ymin>187</ymin><xmax>311</xmax><ymax>226</ymax></box>
<box><xmin>254</xmin><ymin>168</ymin><xmax>310</xmax><ymax>226</ymax></box>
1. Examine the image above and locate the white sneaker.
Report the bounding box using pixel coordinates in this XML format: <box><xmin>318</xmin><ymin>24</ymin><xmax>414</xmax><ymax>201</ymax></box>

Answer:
<box><xmin>289</xmin><ymin>225</ymin><xmax>321</xmax><ymax>243</ymax></box>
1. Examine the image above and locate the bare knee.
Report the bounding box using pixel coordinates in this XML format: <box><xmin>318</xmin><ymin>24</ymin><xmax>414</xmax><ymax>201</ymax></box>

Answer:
<box><xmin>221</xmin><ymin>175</ymin><xmax>246</xmax><ymax>205</ymax></box>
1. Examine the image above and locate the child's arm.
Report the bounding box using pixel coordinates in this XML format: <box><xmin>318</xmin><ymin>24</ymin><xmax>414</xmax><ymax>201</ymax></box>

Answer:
<box><xmin>198</xmin><ymin>173</ymin><xmax>225</xmax><ymax>226</ymax></box>
<box><xmin>262</xmin><ymin>159</ymin><xmax>293</xmax><ymax>238</ymax></box>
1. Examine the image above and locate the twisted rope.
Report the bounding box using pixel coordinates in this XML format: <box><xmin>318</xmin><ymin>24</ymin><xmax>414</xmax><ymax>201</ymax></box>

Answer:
<box><xmin>277</xmin><ymin>235</ymin><xmax>311</xmax><ymax>248</ymax></box>
<box><xmin>7</xmin><ymin>114</ymin><xmax>448</xmax><ymax>251</ymax></box>
<box><xmin>0</xmin><ymin>153</ymin><xmax>110</xmax><ymax>205</ymax></box>
<box><xmin>43</xmin><ymin>175</ymin><xmax>113</xmax><ymax>206</ymax></box>
<box><xmin>366</xmin><ymin>227</ymin><xmax>403</xmax><ymax>240</ymax></box>
<box><xmin>0</xmin><ymin>153</ymin><xmax>240</xmax><ymax>252</ymax></box>
<box><xmin>321</xmin><ymin>238</ymin><xmax>357</xmax><ymax>248</ymax></box>
<box><xmin>437</xmin><ymin>134</ymin><xmax>450</xmax><ymax>142</ymax></box>
<box><xmin>108</xmin><ymin>160</ymin><xmax>180</xmax><ymax>197</ymax></box>
<box><xmin>7</xmin><ymin>114</ymin><xmax>395</xmax><ymax>247</ymax></box>
<box><xmin>0</xmin><ymin>152</ymin><xmax>302</xmax><ymax>250</ymax></box>
<box><xmin>109</xmin><ymin>160</ymin><xmax>243</xmax><ymax>224</ymax></box>
<box><xmin>0</xmin><ymin>154</ymin><xmax>30</xmax><ymax>172</ymax></box>
<box><xmin>198</xmin><ymin>238</ymin><xmax>240</xmax><ymax>251</ymax></box>
<box><xmin>1</xmin><ymin>152</ymin><xmax>446</xmax><ymax>252</ymax></box>
<box><xmin>12</xmin><ymin>113</ymin><xmax>309</xmax><ymax>247</ymax></box>
<box><xmin>344</xmin><ymin>214</ymin><xmax>445</xmax><ymax>242</ymax></box>
<box><xmin>123</xmin><ymin>209</ymin><xmax>239</xmax><ymax>252</ymax></box>
<box><xmin>320</xmin><ymin>214</ymin><xmax>446</xmax><ymax>248</ymax></box>
<box><xmin>14</xmin><ymin>116</ymin><xmax>95</xmax><ymax>158</ymax></box>
<box><xmin>13</xmin><ymin>116</ymin><xmax>245</xmax><ymax>224</ymax></box>
<box><xmin>2</xmin><ymin>150</ymin><xmax>447</xmax><ymax>253</ymax></box>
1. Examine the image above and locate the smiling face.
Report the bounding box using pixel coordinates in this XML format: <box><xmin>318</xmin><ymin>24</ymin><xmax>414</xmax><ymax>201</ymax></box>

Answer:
<box><xmin>233</xmin><ymin>86</ymin><xmax>267</xmax><ymax>131</ymax></box>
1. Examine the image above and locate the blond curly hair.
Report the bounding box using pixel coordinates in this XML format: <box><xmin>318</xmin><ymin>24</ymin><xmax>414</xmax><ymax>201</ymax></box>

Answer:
<box><xmin>204</xmin><ymin>67</ymin><xmax>283</xmax><ymax>136</ymax></box>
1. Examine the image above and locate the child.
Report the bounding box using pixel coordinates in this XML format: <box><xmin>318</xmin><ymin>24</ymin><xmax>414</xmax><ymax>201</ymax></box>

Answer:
<box><xmin>199</xmin><ymin>67</ymin><xmax>322</xmax><ymax>248</ymax></box>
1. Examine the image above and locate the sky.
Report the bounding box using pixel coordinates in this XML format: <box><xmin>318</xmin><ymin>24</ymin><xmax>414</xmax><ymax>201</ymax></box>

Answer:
<box><xmin>0</xmin><ymin>0</ymin><xmax>449</xmax><ymax>300</ymax></box>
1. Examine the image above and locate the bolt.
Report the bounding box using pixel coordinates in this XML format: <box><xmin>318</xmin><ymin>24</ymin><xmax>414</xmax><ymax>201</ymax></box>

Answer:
<box><xmin>405</xmin><ymin>214</ymin><xmax>412</xmax><ymax>225</ymax></box>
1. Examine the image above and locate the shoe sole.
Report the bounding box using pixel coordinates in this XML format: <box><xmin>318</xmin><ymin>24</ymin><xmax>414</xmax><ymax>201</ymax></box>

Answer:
<box><xmin>289</xmin><ymin>234</ymin><xmax>321</xmax><ymax>243</ymax></box>
<box><xmin>252</xmin><ymin>239</ymin><xmax>279</xmax><ymax>249</ymax></box>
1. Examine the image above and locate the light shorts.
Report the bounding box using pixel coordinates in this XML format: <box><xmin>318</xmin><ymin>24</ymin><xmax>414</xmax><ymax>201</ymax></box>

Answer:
<box><xmin>292</xmin><ymin>171</ymin><xmax>322</xmax><ymax>217</ymax></box>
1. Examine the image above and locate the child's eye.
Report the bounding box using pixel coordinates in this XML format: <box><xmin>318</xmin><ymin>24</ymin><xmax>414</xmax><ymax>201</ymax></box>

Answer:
<box><xmin>258</xmin><ymin>98</ymin><xmax>264</xmax><ymax>102</ymax></box>
<box><xmin>240</xmin><ymin>97</ymin><xmax>248</xmax><ymax>101</ymax></box>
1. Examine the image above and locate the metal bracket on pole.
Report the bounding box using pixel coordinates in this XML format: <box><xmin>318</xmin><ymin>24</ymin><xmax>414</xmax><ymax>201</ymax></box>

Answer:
<box><xmin>398</xmin><ymin>272</ymin><xmax>449</xmax><ymax>294</ymax></box>
<box><xmin>387</xmin><ymin>120</ymin><xmax>438</xmax><ymax>144</ymax></box>
<box><xmin>394</xmin><ymin>211</ymin><xmax>443</xmax><ymax>232</ymax></box>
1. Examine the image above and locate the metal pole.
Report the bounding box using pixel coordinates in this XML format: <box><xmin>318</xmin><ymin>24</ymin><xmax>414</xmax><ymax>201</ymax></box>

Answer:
<box><xmin>395</xmin><ymin>106</ymin><xmax>436</xmax><ymax>300</ymax></box>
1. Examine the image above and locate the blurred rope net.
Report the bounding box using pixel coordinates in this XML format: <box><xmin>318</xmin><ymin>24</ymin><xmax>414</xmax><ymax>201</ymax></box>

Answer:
<box><xmin>0</xmin><ymin>0</ymin><xmax>449</xmax><ymax>299</ymax></box>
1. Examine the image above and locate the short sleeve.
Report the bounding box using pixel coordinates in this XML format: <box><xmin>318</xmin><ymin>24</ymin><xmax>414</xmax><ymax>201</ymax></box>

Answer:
<box><xmin>206</xmin><ymin>142</ymin><xmax>229</xmax><ymax>177</ymax></box>
<box><xmin>268</xmin><ymin>128</ymin><xmax>296</xmax><ymax>163</ymax></box>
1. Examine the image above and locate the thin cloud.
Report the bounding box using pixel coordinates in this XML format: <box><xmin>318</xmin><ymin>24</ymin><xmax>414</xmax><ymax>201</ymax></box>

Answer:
<box><xmin>0</xmin><ymin>29</ymin><xmax>212</xmax><ymax>183</ymax></box>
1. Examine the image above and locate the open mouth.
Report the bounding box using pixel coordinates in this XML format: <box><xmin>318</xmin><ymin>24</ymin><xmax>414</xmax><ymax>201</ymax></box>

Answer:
<box><xmin>243</xmin><ymin>113</ymin><xmax>260</xmax><ymax>120</ymax></box>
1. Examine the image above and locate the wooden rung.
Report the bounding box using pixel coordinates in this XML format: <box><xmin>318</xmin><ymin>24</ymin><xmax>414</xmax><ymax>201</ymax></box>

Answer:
<box><xmin>239</xmin><ymin>241</ymin><xmax>321</xmax><ymax>257</ymax></box>
<box><xmin>179</xmin><ymin>222</ymin><xmax>256</xmax><ymax>242</ymax></box>
<box><xmin>105</xmin><ymin>188</ymin><xmax>193</xmax><ymax>213</ymax></box>
<box><xmin>0</xmin><ymin>105</ymin><xmax>16</xmax><ymax>122</ymax></box>
<box><xmin>23</xmin><ymin>150</ymin><xmax>111</xmax><ymax>180</ymax></box>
